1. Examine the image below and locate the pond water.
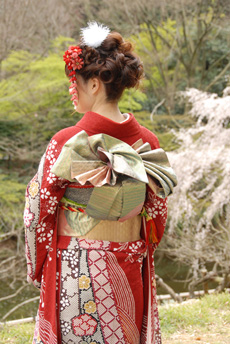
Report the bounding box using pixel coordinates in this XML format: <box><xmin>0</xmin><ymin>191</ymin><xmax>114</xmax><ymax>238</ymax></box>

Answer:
<box><xmin>0</xmin><ymin>280</ymin><xmax>40</xmax><ymax>321</ymax></box>
<box><xmin>155</xmin><ymin>256</ymin><xmax>190</xmax><ymax>294</ymax></box>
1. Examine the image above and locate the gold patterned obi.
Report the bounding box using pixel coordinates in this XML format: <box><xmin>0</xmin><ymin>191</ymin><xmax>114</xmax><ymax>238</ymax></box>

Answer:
<box><xmin>51</xmin><ymin>131</ymin><xmax>177</xmax><ymax>236</ymax></box>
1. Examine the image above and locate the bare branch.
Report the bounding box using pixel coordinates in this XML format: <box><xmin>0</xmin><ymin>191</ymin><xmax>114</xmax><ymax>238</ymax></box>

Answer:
<box><xmin>0</xmin><ymin>284</ymin><xmax>28</xmax><ymax>302</ymax></box>
<box><xmin>1</xmin><ymin>296</ymin><xmax>40</xmax><ymax>321</ymax></box>
<box><xmin>156</xmin><ymin>274</ymin><xmax>183</xmax><ymax>302</ymax></box>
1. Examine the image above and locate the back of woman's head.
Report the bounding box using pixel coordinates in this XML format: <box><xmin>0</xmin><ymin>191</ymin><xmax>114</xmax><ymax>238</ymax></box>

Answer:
<box><xmin>65</xmin><ymin>25</ymin><xmax>144</xmax><ymax>102</ymax></box>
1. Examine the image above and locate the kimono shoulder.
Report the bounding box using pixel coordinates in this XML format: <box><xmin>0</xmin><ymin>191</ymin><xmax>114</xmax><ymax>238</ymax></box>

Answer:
<box><xmin>139</xmin><ymin>125</ymin><xmax>160</xmax><ymax>150</ymax></box>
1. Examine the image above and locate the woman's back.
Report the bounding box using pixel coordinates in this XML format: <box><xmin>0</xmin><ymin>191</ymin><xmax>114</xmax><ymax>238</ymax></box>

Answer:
<box><xmin>24</xmin><ymin>22</ymin><xmax>177</xmax><ymax>344</ymax></box>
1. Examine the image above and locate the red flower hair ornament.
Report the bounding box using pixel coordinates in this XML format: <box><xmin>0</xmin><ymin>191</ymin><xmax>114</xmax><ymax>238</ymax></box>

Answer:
<box><xmin>63</xmin><ymin>22</ymin><xmax>110</xmax><ymax>110</ymax></box>
<box><xmin>63</xmin><ymin>46</ymin><xmax>84</xmax><ymax>110</ymax></box>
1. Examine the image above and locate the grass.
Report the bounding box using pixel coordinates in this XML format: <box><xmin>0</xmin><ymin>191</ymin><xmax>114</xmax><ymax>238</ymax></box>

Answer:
<box><xmin>0</xmin><ymin>323</ymin><xmax>34</xmax><ymax>344</ymax></box>
<box><xmin>160</xmin><ymin>291</ymin><xmax>230</xmax><ymax>343</ymax></box>
<box><xmin>0</xmin><ymin>292</ymin><xmax>230</xmax><ymax>343</ymax></box>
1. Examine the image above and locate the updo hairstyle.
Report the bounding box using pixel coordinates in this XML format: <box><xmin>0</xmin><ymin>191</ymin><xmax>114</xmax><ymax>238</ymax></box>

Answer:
<box><xmin>66</xmin><ymin>32</ymin><xmax>144</xmax><ymax>101</ymax></box>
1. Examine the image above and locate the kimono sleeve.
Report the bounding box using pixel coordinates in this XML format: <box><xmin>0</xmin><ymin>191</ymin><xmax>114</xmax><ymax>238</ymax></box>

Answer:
<box><xmin>142</xmin><ymin>129</ymin><xmax>169</xmax><ymax>244</ymax></box>
<box><xmin>24</xmin><ymin>136</ymin><xmax>69</xmax><ymax>288</ymax></box>
<box><xmin>143</xmin><ymin>185</ymin><xmax>168</xmax><ymax>245</ymax></box>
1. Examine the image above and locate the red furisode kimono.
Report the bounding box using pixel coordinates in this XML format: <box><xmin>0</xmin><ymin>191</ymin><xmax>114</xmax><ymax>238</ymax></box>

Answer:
<box><xmin>24</xmin><ymin>112</ymin><xmax>171</xmax><ymax>344</ymax></box>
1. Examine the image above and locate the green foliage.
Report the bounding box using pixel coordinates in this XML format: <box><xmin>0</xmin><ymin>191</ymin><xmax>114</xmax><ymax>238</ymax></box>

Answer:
<box><xmin>0</xmin><ymin>174</ymin><xmax>25</xmax><ymax>206</ymax></box>
<box><xmin>131</xmin><ymin>12</ymin><xmax>230</xmax><ymax>113</ymax></box>
<box><xmin>0</xmin><ymin>174</ymin><xmax>25</xmax><ymax>233</ymax></box>
<box><xmin>50</xmin><ymin>36</ymin><xmax>75</xmax><ymax>55</ymax></box>
<box><xmin>2</xmin><ymin>50</ymin><xmax>35</xmax><ymax>75</ymax></box>
<box><xmin>0</xmin><ymin>42</ymin><xmax>81</xmax><ymax>174</ymax></box>
<box><xmin>119</xmin><ymin>88</ymin><xmax>147</xmax><ymax>113</ymax></box>
<box><xmin>0</xmin><ymin>49</ymin><xmax>70</xmax><ymax>121</ymax></box>
<box><xmin>131</xmin><ymin>20</ymin><xmax>187</xmax><ymax>106</ymax></box>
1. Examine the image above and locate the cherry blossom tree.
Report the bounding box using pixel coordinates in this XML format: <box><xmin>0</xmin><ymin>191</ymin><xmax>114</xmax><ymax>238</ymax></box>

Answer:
<box><xmin>162</xmin><ymin>87</ymin><xmax>230</xmax><ymax>294</ymax></box>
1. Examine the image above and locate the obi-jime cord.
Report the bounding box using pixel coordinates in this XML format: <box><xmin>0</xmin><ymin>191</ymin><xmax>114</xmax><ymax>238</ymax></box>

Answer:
<box><xmin>25</xmin><ymin>128</ymin><xmax>177</xmax><ymax>344</ymax></box>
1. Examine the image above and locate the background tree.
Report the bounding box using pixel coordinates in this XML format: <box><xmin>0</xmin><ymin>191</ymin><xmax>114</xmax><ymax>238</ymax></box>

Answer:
<box><xmin>2</xmin><ymin>0</ymin><xmax>230</xmax><ymax>113</ymax></box>
<box><xmin>70</xmin><ymin>0</ymin><xmax>230</xmax><ymax>113</ymax></box>
<box><xmin>0</xmin><ymin>0</ymin><xmax>79</xmax><ymax>79</ymax></box>
<box><xmin>161</xmin><ymin>87</ymin><xmax>230</xmax><ymax>294</ymax></box>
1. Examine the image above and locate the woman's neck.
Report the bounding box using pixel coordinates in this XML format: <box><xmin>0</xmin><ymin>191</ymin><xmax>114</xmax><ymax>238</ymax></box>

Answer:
<box><xmin>90</xmin><ymin>102</ymin><xmax>125</xmax><ymax>123</ymax></box>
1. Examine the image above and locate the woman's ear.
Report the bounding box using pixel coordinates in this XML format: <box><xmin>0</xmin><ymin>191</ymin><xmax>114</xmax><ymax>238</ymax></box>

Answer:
<box><xmin>90</xmin><ymin>77</ymin><xmax>101</xmax><ymax>95</ymax></box>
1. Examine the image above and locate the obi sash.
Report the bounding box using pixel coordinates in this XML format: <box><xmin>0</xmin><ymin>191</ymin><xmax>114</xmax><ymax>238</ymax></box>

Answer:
<box><xmin>51</xmin><ymin>131</ymin><xmax>177</xmax><ymax>236</ymax></box>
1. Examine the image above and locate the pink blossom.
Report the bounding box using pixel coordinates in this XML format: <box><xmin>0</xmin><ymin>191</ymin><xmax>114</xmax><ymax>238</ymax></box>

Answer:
<box><xmin>24</xmin><ymin>208</ymin><xmax>34</xmax><ymax>227</ymax></box>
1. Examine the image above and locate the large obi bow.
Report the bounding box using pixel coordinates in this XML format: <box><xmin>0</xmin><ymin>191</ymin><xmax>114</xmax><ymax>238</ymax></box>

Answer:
<box><xmin>51</xmin><ymin>131</ymin><xmax>177</xmax><ymax>221</ymax></box>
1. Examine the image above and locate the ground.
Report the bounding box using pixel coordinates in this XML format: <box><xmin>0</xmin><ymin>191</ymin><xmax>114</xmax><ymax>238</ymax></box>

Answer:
<box><xmin>163</xmin><ymin>326</ymin><xmax>230</xmax><ymax>344</ymax></box>
<box><xmin>0</xmin><ymin>292</ymin><xmax>230</xmax><ymax>344</ymax></box>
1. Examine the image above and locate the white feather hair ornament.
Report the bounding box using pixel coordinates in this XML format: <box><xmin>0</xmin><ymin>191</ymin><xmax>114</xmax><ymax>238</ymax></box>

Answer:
<box><xmin>80</xmin><ymin>21</ymin><xmax>111</xmax><ymax>48</ymax></box>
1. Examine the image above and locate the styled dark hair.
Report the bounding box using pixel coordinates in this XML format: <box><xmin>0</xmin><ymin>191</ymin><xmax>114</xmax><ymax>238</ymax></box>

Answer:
<box><xmin>65</xmin><ymin>32</ymin><xmax>144</xmax><ymax>101</ymax></box>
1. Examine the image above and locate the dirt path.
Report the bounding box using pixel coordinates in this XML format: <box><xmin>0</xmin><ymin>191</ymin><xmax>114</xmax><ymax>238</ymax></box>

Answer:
<box><xmin>162</xmin><ymin>325</ymin><xmax>230</xmax><ymax>344</ymax></box>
